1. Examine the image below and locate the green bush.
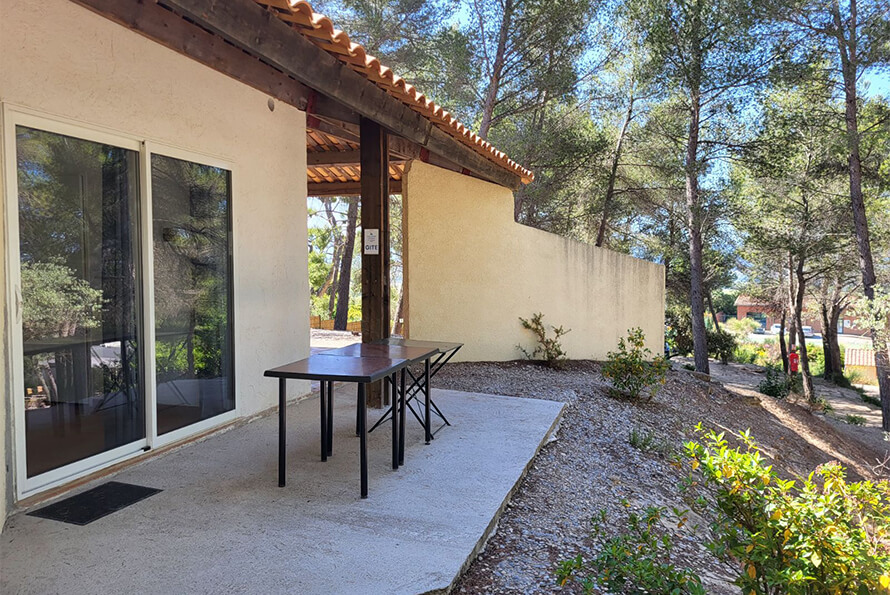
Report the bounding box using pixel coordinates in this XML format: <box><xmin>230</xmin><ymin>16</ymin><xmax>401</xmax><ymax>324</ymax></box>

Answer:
<box><xmin>517</xmin><ymin>312</ymin><xmax>570</xmax><ymax>369</ymax></box>
<box><xmin>557</xmin><ymin>507</ymin><xmax>705</xmax><ymax>594</ymax></box>
<box><xmin>845</xmin><ymin>414</ymin><xmax>866</xmax><ymax>426</ymax></box>
<box><xmin>707</xmin><ymin>329</ymin><xmax>736</xmax><ymax>364</ymax></box>
<box><xmin>602</xmin><ymin>328</ymin><xmax>669</xmax><ymax>401</ymax></box>
<box><xmin>685</xmin><ymin>427</ymin><xmax>890</xmax><ymax>593</ymax></box>
<box><xmin>758</xmin><ymin>364</ymin><xmax>792</xmax><ymax>399</ymax></box>
<box><xmin>732</xmin><ymin>343</ymin><xmax>763</xmax><ymax>364</ymax></box>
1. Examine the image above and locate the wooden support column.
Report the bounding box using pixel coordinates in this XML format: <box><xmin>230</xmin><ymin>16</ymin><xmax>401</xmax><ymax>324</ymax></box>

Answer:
<box><xmin>360</xmin><ymin>118</ymin><xmax>391</xmax><ymax>407</ymax></box>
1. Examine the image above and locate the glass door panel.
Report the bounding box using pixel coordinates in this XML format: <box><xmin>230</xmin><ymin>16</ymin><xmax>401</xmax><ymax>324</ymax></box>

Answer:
<box><xmin>16</xmin><ymin>126</ymin><xmax>144</xmax><ymax>478</ymax></box>
<box><xmin>151</xmin><ymin>154</ymin><xmax>234</xmax><ymax>435</ymax></box>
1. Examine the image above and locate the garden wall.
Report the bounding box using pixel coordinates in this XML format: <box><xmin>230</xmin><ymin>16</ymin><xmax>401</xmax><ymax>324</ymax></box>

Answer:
<box><xmin>402</xmin><ymin>160</ymin><xmax>665</xmax><ymax>362</ymax></box>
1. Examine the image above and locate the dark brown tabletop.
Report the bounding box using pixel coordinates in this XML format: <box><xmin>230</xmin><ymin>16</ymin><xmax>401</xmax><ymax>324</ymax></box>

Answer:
<box><xmin>264</xmin><ymin>354</ymin><xmax>408</xmax><ymax>383</ymax></box>
<box><xmin>375</xmin><ymin>338</ymin><xmax>463</xmax><ymax>353</ymax></box>
<box><xmin>319</xmin><ymin>343</ymin><xmax>437</xmax><ymax>364</ymax></box>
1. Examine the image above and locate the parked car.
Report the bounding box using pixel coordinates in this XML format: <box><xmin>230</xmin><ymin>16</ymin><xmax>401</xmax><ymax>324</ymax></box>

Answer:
<box><xmin>802</xmin><ymin>325</ymin><xmax>815</xmax><ymax>338</ymax></box>
<box><xmin>769</xmin><ymin>323</ymin><xmax>782</xmax><ymax>334</ymax></box>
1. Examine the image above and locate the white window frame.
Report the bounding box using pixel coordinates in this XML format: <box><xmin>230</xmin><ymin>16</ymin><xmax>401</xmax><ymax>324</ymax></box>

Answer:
<box><xmin>144</xmin><ymin>141</ymin><xmax>239</xmax><ymax>450</ymax></box>
<box><xmin>2</xmin><ymin>104</ymin><xmax>239</xmax><ymax>499</ymax></box>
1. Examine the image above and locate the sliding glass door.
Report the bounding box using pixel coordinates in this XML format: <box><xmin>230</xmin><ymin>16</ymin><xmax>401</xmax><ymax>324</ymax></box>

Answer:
<box><xmin>151</xmin><ymin>154</ymin><xmax>234</xmax><ymax>436</ymax></box>
<box><xmin>9</xmin><ymin>113</ymin><xmax>236</xmax><ymax>494</ymax></box>
<box><xmin>15</xmin><ymin>126</ymin><xmax>145</xmax><ymax>478</ymax></box>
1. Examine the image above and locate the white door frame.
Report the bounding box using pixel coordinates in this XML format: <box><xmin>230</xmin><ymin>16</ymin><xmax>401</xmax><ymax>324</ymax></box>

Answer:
<box><xmin>2</xmin><ymin>104</ymin><xmax>239</xmax><ymax>499</ymax></box>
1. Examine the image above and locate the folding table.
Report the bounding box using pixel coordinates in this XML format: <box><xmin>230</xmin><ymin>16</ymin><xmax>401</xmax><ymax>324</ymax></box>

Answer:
<box><xmin>318</xmin><ymin>343</ymin><xmax>438</xmax><ymax>460</ymax></box>
<box><xmin>264</xmin><ymin>354</ymin><xmax>408</xmax><ymax>498</ymax></box>
<box><xmin>369</xmin><ymin>338</ymin><xmax>463</xmax><ymax>441</ymax></box>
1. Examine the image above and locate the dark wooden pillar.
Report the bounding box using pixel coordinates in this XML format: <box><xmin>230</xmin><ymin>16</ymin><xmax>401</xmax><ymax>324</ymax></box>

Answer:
<box><xmin>360</xmin><ymin>118</ymin><xmax>390</xmax><ymax>407</ymax></box>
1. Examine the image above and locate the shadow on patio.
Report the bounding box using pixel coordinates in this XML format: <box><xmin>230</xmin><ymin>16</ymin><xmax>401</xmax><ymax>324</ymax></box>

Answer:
<box><xmin>1</xmin><ymin>388</ymin><xmax>563</xmax><ymax>594</ymax></box>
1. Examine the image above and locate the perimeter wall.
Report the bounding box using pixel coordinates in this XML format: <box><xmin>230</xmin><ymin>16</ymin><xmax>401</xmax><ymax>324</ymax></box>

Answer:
<box><xmin>403</xmin><ymin>160</ymin><xmax>665</xmax><ymax>362</ymax></box>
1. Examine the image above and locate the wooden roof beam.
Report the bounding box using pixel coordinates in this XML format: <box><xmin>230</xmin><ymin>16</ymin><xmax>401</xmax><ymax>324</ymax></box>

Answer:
<box><xmin>308</xmin><ymin>179</ymin><xmax>402</xmax><ymax>197</ymax></box>
<box><xmin>159</xmin><ymin>0</ymin><xmax>522</xmax><ymax>190</ymax></box>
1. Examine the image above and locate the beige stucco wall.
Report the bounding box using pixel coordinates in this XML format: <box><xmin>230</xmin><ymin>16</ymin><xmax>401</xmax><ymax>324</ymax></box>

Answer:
<box><xmin>0</xmin><ymin>0</ymin><xmax>310</xmax><ymax>525</ymax></box>
<box><xmin>403</xmin><ymin>160</ymin><xmax>665</xmax><ymax>362</ymax></box>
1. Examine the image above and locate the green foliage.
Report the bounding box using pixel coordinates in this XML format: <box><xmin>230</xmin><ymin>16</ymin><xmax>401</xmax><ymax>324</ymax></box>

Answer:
<box><xmin>726</xmin><ymin>316</ymin><xmax>761</xmax><ymax>336</ymax></box>
<box><xmin>758</xmin><ymin>364</ymin><xmax>792</xmax><ymax>399</ymax></box>
<box><xmin>629</xmin><ymin>428</ymin><xmax>674</xmax><ymax>457</ymax></box>
<box><xmin>684</xmin><ymin>427</ymin><xmax>890</xmax><ymax>593</ymax></box>
<box><xmin>665</xmin><ymin>308</ymin><xmax>695</xmax><ymax>357</ymax></box>
<box><xmin>602</xmin><ymin>328</ymin><xmax>669</xmax><ymax>401</ymax></box>
<box><xmin>20</xmin><ymin>260</ymin><xmax>102</xmax><ymax>341</ymax></box>
<box><xmin>845</xmin><ymin>414</ymin><xmax>867</xmax><ymax>426</ymax></box>
<box><xmin>556</xmin><ymin>506</ymin><xmax>705</xmax><ymax>594</ymax></box>
<box><xmin>517</xmin><ymin>313</ymin><xmax>570</xmax><ymax>369</ymax></box>
<box><xmin>732</xmin><ymin>343</ymin><xmax>764</xmax><ymax>365</ymax></box>
<box><xmin>708</xmin><ymin>329</ymin><xmax>737</xmax><ymax>365</ymax></box>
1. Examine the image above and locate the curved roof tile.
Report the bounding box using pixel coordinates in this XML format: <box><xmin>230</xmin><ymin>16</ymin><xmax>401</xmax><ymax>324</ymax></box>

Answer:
<box><xmin>256</xmin><ymin>0</ymin><xmax>533</xmax><ymax>184</ymax></box>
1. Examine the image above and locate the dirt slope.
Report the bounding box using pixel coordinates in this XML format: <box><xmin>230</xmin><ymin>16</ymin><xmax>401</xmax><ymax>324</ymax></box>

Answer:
<box><xmin>437</xmin><ymin>360</ymin><xmax>887</xmax><ymax>594</ymax></box>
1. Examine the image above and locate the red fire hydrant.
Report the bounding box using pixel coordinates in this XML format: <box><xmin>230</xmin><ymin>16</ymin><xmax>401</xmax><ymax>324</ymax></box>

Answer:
<box><xmin>789</xmin><ymin>349</ymin><xmax>800</xmax><ymax>374</ymax></box>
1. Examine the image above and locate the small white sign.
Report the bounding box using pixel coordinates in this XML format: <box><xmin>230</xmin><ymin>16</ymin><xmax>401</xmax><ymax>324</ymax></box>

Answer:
<box><xmin>364</xmin><ymin>229</ymin><xmax>380</xmax><ymax>255</ymax></box>
<box><xmin>844</xmin><ymin>319</ymin><xmax>852</xmax><ymax>328</ymax></box>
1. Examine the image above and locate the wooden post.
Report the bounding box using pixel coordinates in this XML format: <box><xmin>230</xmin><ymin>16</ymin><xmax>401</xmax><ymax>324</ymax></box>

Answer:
<box><xmin>360</xmin><ymin>118</ymin><xmax>390</xmax><ymax>407</ymax></box>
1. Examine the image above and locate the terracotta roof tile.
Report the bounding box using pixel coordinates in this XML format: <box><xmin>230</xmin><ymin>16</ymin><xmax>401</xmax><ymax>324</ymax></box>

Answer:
<box><xmin>255</xmin><ymin>0</ymin><xmax>533</xmax><ymax>184</ymax></box>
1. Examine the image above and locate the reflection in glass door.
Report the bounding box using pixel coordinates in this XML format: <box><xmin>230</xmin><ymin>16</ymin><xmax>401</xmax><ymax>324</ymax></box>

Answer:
<box><xmin>151</xmin><ymin>154</ymin><xmax>234</xmax><ymax>435</ymax></box>
<box><xmin>16</xmin><ymin>126</ymin><xmax>144</xmax><ymax>478</ymax></box>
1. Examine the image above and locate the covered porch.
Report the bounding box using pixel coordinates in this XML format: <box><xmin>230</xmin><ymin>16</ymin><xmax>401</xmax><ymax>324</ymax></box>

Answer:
<box><xmin>1</xmin><ymin>388</ymin><xmax>563</xmax><ymax>593</ymax></box>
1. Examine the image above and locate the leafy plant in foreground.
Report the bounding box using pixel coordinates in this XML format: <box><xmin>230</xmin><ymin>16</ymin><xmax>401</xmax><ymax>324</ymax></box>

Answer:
<box><xmin>684</xmin><ymin>426</ymin><xmax>890</xmax><ymax>593</ymax></box>
<box><xmin>602</xmin><ymin>328</ymin><xmax>669</xmax><ymax>401</ymax></box>
<box><xmin>556</xmin><ymin>506</ymin><xmax>705</xmax><ymax>594</ymax></box>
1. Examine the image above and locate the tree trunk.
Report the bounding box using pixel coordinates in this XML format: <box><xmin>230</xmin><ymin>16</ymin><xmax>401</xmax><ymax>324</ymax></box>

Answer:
<box><xmin>478</xmin><ymin>0</ymin><xmax>513</xmax><ymax>140</ymax></box>
<box><xmin>707</xmin><ymin>290</ymin><xmax>721</xmax><ymax>333</ymax></box>
<box><xmin>596</xmin><ymin>83</ymin><xmax>635</xmax><ymax>247</ymax></box>
<box><xmin>686</xmin><ymin>78</ymin><xmax>709</xmax><ymax>374</ymax></box>
<box><xmin>334</xmin><ymin>198</ymin><xmax>359</xmax><ymax>330</ymax></box>
<box><xmin>786</xmin><ymin>254</ymin><xmax>797</xmax><ymax>353</ymax></box>
<box><xmin>392</xmin><ymin>288</ymin><xmax>405</xmax><ymax>336</ymax></box>
<box><xmin>831</xmin><ymin>0</ymin><xmax>890</xmax><ymax>429</ymax></box>
<box><xmin>779</xmin><ymin>310</ymin><xmax>789</xmax><ymax>374</ymax></box>
<box><xmin>821</xmin><ymin>303</ymin><xmax>836</xmax><ymax>379</ymax></box>
<box><xmin>793</xmin><ymin>255</ymin><xmax>815</xmax><ymax>401</ymax></box>
<box><xmin>828</xmin><ymin>305</ymin><xmax>843</xmax><ymax>379</ymax></box>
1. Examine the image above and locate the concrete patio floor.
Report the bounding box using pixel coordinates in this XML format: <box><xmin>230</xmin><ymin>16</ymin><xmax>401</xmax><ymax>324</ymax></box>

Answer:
<box><xmin>1</xmin><ymin>388</ymin><xmax>563</xmax><ymax>595</ymax></box>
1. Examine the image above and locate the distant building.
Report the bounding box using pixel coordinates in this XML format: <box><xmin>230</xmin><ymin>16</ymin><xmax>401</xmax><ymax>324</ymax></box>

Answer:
<box><xmin>734</xmin><ymin>295</ymin><xmax>871</xmax><ymax>336</ymax></box>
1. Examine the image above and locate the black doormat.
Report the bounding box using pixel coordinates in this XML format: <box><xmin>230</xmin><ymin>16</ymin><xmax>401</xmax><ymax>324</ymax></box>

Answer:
<box><xmin>28</xmin><ymin>481</ymin><xmax>162</xmax><ymax>525</ymax></box>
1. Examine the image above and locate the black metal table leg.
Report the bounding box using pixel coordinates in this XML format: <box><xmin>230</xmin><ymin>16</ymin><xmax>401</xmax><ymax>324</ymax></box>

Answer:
<box><xmin>326</xmin><ymin>381</ymin><xmax>334</xmax><ymax>456</ymax></box>
<box><xmin>424</xmin><ymin>358</ymin><xmax>432</xmax><ymax>444</ymax></box>
<box><xmin>358</xmin><ymin>382</ymin><xmax>368</xmax><ymax>499</ymax></box>
<box><xmin>279</xmin><ymin>378</ymin><xmax>286</xmax><ymax>487</ymax></box>
<box><xmin>319</xmin><ymin>381</ymin><xmax>328</xmax><ymax>462</ymax></box>
<box><xmin>391</xmin><ymin>373</ymin><xmax>399</xmax><ymax>469</ymax></box>
<box><xmin>399</xmin><ymin>367</ymin><xmax>406</xmax><ymax>465</ymax></box>
<box><xmin>355</xmin><ymin>391</ymin><xmax>361</xmax><ymax>437</ymax></box>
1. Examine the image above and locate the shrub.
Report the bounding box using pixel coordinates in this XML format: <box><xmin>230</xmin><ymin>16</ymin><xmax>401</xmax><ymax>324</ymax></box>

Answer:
<box><xmin>684</xmin><ymin>427</ymin><xmax>890</xmax><ymax>593</ymax></box>
<box><xmin>517</xmin><ymin>312</ymin><xmax>570</xmax><ymax>369</ymax></box>
<box><xmin>629</xmin><ymin>428</ymin><xmax>674</xmax><ymax>457</ymax></box>
<box><xmin>758</xmin><ymin>364</ymin><xmax>791</xmax><ymax>399</ymax></box>
<box><xmin>845</xmin><ymin>414</ymin><xmax>867</xmax><ymax>426</ymax></box>
<box><xmin>707</xmin><ymin>329</ymin><xmax>736</xmax><ymax>364</ymax></box>
<box><xmin>602</xmin><ymin>328</ymin><xmax>669</xmax><ymax>401</ymax></box>
<box><xmin>557</xmin><ymin>507</ymin><xmax>705</xmax><ymax>594</ymax></box>
<box><xmin>732</xmin><ymin>343</ymin><xmax>763</xmax><ymax>364</ymax></box>
<box><xmin>726</xmin><ymin>316</ymin><xmax>761</xmax><ymax>336</ymax></box>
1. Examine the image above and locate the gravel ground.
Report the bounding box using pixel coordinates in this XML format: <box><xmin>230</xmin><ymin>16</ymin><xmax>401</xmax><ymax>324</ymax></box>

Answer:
<box><xmin>434</xmin><ymin>360</ymin><xmax>885</xmax><ymax>594</ymax></box>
